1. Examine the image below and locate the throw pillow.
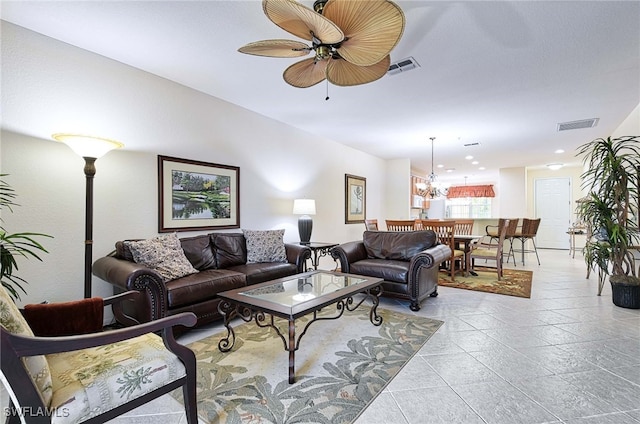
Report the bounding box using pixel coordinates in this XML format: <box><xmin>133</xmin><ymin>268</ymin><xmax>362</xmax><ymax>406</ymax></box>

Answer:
<box><xmin>124</xmin><ymin>233</ymin><xmax>198</xmax><ymax>282</ymax></box>
<box><xmin>242</xmin><ymin>229</ymin><xmax>287</xmax><ymax>263</ymax></box>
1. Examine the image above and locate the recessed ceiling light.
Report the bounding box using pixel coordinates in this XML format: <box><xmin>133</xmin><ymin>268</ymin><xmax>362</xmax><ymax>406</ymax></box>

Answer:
<box><xmin>547</xmin><ymin>163</ymin><xmax>564</xmax><ymax>170</ymax></box>
<box><xmin>479</xmin><ymin>167</ymin><xmax>486</xmax><ymax>171</ymax></box>
<box><xmin>465</xmin><ymin>155</ymin><xmax>473</xmax><ymax>160</ymax></box>
<box><xmin>437</xmin><ymin>164</ymin><xmax>444</xmax><ymax>168</ymax></box>
<box><xmin>446</xmin><ymin>168</ymin><xmax>455</xmax><ymax>173</ymax></box>
<box><xmin>471</xmin><ymin>161</ymin><xmax>479</xmax><ymax>165</ymax></box>
<box><xmin>555</xmin><ymin>149</ymin><xmax>565</xmax><ymax>154</ymax></box>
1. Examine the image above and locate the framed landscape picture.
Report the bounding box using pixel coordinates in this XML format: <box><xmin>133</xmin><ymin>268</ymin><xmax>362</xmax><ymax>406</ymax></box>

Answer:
<box><xmin>158</xmin><ymin>155</ymin><xmax>240</xmax><ymax>232</ymax></box>
<box><xmin>345</xmin><ymin>174</ymin><xmax>366</xmax><ymax>224</ymax></box>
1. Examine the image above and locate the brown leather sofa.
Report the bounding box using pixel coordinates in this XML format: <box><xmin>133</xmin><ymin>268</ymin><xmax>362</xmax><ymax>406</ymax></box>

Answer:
<box><xmin>93</xmin><ymin>232</ymin><xmax>311</xmax><ymax>331</ymax></box>
<box><xmin>330</xmin><ymin>230</ymin><xmax>450</xmax><ymax>311</ymax></box>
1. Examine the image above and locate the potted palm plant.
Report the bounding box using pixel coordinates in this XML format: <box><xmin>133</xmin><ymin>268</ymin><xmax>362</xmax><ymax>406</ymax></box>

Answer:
<box><xmin>0</xmin><ymin>175</ymin><xmax>51</xmax><ymax>301</ymax></box>
<box><xmin>576</xmin><ymin>136</ymin><xmax>640</xmax><ymax>308</ymax></box>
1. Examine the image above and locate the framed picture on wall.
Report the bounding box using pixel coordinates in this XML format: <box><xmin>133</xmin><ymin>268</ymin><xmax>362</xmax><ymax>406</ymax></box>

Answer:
<box><xmin>158</xmin><ymin>155</ymin><xmax>240</xmax><ymax>232</ymax></box>
<box><xmin>345</xmin><ymin>174</ymin><xmax>366</xmax><ymax>224</ymax></box>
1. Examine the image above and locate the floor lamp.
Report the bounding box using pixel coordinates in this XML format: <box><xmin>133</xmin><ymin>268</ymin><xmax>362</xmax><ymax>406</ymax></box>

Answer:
<box><xmin>53</xmin><ymin>134</ymin><xmax>124</xmax><ymax>298</ymax></box>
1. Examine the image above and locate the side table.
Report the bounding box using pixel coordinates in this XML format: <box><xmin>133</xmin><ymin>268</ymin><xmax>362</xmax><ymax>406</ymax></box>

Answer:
<box><xmin>300</xmin><ymin>242</ymin><xmax>339</xmax><ymax>270</ymax></box>
<box><xmin>567</xmin><ymin>227</ymin><xmax>586</xmax><ymax>258</ymax></box>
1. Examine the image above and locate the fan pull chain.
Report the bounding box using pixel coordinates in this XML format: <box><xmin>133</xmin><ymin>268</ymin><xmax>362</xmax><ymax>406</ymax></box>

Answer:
<box><xmin>325</xmin><ymin>80</ymin><xmax>330</xmax><ymax>101</ymax></box>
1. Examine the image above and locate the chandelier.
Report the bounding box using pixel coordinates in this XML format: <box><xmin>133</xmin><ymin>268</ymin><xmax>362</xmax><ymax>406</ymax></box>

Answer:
<box><xmin>415</xmin><ymin>137</ymin><xmax>449</xmax><ymax>199</ymax></box>
<box><xmin>425</xmin><ymin>137</ymin><xmax>446</xmax><ymax>198</ymax></box>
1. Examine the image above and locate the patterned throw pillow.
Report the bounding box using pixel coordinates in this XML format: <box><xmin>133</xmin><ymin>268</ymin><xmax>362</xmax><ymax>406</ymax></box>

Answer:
<box><xmin>242</xmin><ymin>229</ymin><xmax>287</xmax><ymax>263</ymax></box>
<box><xmin>125</xmin><ymin>233</ymin><xmax>198</xmax><ymax>282</ymax></box>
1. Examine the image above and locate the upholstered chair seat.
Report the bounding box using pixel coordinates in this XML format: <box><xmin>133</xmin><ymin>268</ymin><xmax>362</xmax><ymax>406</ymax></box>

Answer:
<box><xmin>46</xmin><ymin>333</ymin><xmax>186</xmax><ymax>423</ymax></box>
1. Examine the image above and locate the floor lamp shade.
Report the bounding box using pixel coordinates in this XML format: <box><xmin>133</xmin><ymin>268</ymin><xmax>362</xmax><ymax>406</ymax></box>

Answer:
<box><xmin>53</xmin><ymin>133</ymin><xmax>124</xmax><ymax>298</ymax></box>
<box><xmin>293</xmin><ymin>199</ymin><xmax>316</xmax><ymax>244</ymax></box>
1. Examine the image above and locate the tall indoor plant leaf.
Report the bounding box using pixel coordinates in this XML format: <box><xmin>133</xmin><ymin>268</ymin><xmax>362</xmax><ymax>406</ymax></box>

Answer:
<box><xmin>0</xmin><ymin>175</ymin><xmax>52</xmax><ymax>301</ymax></box>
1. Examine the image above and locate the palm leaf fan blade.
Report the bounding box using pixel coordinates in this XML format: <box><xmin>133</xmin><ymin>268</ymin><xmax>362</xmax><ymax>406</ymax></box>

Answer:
<box><xmin>283</xmin><ymin>57</ymin><xmax>328</xmax><ymax>87</ymax></box>
<box><xmin>238</xmin><ymin>40</ymin><xmax>311</xmax><ymax>58</ymax></box>
<box><xmin>327</xmin><ymin>55</ymin><xmax>390</xmax><ymax>86</ymax></box>
<box><xmin>323</xmin><ymin>0</ymin><xmax>405</xmax><ymax>66</ymax></box>
<box><xmin>263</xmin><ymin>0</ymin><xmax>344</xmax><ymax>44</ymax></box>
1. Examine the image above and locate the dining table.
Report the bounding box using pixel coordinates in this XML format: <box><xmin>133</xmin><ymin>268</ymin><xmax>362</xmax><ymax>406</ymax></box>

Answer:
<box><xmin>454</xmin><ymin>234</ymin><xmax>484</xmax><ymax>276</ymax></box>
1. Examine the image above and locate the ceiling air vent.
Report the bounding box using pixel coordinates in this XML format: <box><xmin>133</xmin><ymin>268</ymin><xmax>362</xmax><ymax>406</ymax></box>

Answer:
<box><xmin>557</xmin><ymin>118</ymin><xmax>599</xmax><ymax>131</ymax></box>
<box><xmin>388</xmin><ymin>57</ymin><xmax>420</xmax><ymax>75</ymax></box>
<box><xmin>464</xmin><ymin>142</ymin><xmax>481</xmax><ymax>147</ymax></box>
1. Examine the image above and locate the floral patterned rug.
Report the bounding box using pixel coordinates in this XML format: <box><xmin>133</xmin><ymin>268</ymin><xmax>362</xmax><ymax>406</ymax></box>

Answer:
<box><xmin>171</xmin><ymin>306</ymin><xmax>443</xmax><ymax>423</ymax></box>
<box><xmin>438</xmin><ymin>267</ymin><xmax>533</xmax><ymax>298</ymax></box>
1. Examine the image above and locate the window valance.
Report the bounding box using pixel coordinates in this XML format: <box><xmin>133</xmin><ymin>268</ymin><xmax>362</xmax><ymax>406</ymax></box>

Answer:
<box><xmin>446</xmin><ymin>184</ymin><xmax>495</xmax><ymax>199</ymax></box>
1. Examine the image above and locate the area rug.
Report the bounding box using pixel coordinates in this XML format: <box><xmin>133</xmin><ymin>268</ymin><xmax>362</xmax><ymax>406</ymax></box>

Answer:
<box><xmin>438</xmin><ymin>267</ymin><xmax>533</xmax><ymax>298</ymax></box>
<box><xmin>171</xmin><ymin>307</ymin><xmax>443</xmax><ymax>424</ymax></box>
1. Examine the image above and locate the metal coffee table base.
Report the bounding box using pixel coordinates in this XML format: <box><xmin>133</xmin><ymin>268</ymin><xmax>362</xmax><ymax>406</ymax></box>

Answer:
<box><xmin>217</xmin><ymin>286</ymin><xmax>383</xmax><ymax>384</ymax></box>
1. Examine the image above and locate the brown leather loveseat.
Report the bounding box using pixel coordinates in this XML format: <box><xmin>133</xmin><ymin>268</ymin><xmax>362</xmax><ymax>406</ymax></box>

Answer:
<box><xmin>331</xmin><ymin>230</ymin><xmax>450</xmax><ymax>311</ymax></box>
<box><xmin>93</xmin><ymin>232</ymin><xmax>311</xmax><ymax>331</ymax></box>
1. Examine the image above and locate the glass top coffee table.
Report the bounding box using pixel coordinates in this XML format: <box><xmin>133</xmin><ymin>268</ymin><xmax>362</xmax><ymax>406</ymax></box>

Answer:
<box><xmin>216</xmin><ymin>271</ymin><xmax>383</xmax><ymax>383</ymax></box>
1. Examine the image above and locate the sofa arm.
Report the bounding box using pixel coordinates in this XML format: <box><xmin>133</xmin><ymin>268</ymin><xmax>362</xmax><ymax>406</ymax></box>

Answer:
<box><xmin>284</xmin><ymin>243</ymin><xmax>312</xmax><ymax>272</ymax></box>
<box><xmin>330</xmin><ymin>241</ymin><xmax>368</xmax><ymax>273</ymax></box>
<box><xmin>93</xmin><ymin>255</ymin><xmax>168</xmax><ymax>323</ymax></box>
<box><xmin>409</xmin><ymin>244</ymin><xmax>452</xmax><ymax>271</ymax></box>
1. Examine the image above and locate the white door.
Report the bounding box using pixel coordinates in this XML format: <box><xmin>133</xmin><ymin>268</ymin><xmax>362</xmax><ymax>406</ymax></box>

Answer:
<box><xmin>535</xmin><ymin>178</ymin><xmax>571</xmax><ymax>249</ymax></box>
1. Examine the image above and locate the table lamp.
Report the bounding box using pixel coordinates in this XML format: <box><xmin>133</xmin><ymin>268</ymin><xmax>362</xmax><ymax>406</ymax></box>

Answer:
<box><xmin>293</xmin><ymin>199</ymin><xmax>316</xmax><ymax>244</ymax></box>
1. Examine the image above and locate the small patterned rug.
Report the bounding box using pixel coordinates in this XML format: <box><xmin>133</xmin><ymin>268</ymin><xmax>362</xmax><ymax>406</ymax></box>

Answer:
<box><xmin>438</xmin><ymin>267</ymin><xmax>533</xmax><ymax>298</ymax></box>
<box><xmin>171</xmin><ymin>306</ymin><xmax>443</xmax><ymax>424</ymax></box>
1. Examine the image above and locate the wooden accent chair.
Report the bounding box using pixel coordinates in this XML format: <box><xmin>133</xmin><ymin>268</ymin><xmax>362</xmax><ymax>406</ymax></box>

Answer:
<box><xmin>510</xmin><ymin>218</ymin><xmax>542</xmax><ymax>265</ymax></box>
<box><xmin>364</xmin><ymin>219</ymin><xmax>379</xmax><ymax>230</ymax></box>
<box><xmin>485</xmin><ymin>218</ymin><xmax>519</xmax><ymax>264</ymax></box>
<box><xmin>421</xmin><ymin>220</ymin><xmax>465</xmax><ymax>279</ymax></box>
<box><xmin>469</xmin><ymin>218</ymin><xmax>510</xmax><ymax>280</ymax></box>
<box><xmin>385</xmin><ymin>219</ymin><xmax>418</xmax><ymax>231</ymax></box>
<box><xmin>0</xmin><ymin>287</ymin><xmax>198</xmax><ymax>424</ymax></box>
<box><xmin>454</xmin><ymin>219</ymin><xmax>474</xmax><ymax>236</ymax></box>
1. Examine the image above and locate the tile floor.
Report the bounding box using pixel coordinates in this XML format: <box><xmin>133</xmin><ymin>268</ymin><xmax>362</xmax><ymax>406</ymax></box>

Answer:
<box><xmin>3</xmin><ymin>248</ymin><xmax>639</xmax><ymax>423</ymax></box>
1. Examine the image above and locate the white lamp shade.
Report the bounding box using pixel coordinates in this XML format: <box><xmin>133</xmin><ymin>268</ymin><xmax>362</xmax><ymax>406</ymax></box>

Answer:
<box><xmin>293</xmin><ymin>199</ymin><xmax>316</xmax><ymax>215</ymax></box>
<box><xmin>52</xmin><ymin>133</ymin><xmax>124</xmax><ymax>158</ymax></box>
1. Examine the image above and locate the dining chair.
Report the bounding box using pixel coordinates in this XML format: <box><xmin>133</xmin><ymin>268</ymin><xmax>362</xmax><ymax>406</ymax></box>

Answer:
<box><xmin>485</xmin><ymin>218</ymin><xmax>519</xmax><ymax>264</ymax></box>
<box><xmin>454</xmin><ymin>219</ymin><xmax>474</xmax><ymax>235</ymax></box>
<box><xmin>0</xmin><ymin>287</ymin><xmax>198</xmax><ymax>424</ymax></box>
<box><xmin>469</xmin><ymin>218</ymin><xmax>510</xmax><ymax>280</ymax></box>
<box><xmin>510</xmin><ymin>218</ymin><xmax>542</xmax><ymax>265</ymax></box>
<box><xmin>364</xmin><ymin>219</ymin><xmax>379</xmax><ymax>230</ymax></box>
<box><xmin>385</xmin><ymin>219</ymin><xmax>418</xmax><ymax>231</ymax></box>
<box><xmin>420</xmin><ymin>220</ymin><xmax>465</xmax><ymax>280</ymax></box>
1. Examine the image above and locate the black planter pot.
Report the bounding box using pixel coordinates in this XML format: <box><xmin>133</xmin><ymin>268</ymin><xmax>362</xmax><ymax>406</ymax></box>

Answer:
<box><xmin>610</xmin><ymin>278</ymin><xmax>640</xmax><ymax>309</ymax></box>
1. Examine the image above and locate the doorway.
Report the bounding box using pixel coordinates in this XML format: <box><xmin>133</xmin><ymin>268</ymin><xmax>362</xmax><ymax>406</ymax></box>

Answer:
<box><xmin>534</xmin><ymin>177</ymin><xmax>571</xmax><ymax>249</ymax></box>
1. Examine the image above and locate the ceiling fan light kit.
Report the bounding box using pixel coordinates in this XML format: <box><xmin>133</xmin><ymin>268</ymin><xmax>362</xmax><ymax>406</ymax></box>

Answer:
<box><xmin>239</xmin><ymin>0</ymin><xmax>405</xmax><ymax>88</ymax></box>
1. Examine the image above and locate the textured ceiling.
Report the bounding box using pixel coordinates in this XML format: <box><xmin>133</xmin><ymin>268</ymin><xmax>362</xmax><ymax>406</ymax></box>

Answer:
<box><xmin>2</xmin><ymin>0</ymin><xmax>639</xmax><ymax>184</ymax></box>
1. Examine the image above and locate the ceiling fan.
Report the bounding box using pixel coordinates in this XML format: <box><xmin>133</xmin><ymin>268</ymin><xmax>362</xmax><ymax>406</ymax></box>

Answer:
<box><xmin>238</xmin><ymin>0</ymin><xmax>405</xmax><ymax>88</ymax></box>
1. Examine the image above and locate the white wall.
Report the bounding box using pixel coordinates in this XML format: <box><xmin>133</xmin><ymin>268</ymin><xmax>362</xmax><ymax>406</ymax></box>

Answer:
<box><xmin>0</xmin><ymin>24</ymin><xmax>391</xmax><ymax>305</ymax></box>
<box><xmin>612</xmin><ymin>103</ymin><xmax>640</xmax><ymax>136</ymax></box>
<box><xmin>384</xmin><ymin>158</ymin><xmax>411</xmax><ymax>223</ymax></box>
<box><xmin>498</xmin><ymin>167</ymin><xmax>526</xmax><ymax>218</ymax></box>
